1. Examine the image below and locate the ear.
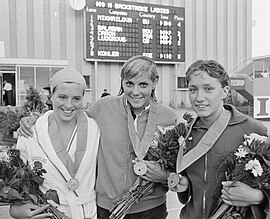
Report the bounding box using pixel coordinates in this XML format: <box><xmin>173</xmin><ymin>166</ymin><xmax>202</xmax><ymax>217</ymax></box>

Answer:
<box><xmin>152</xmin><ymin>79</ymin><xmax>158</xmax><ymax>90</ymax></box>
<box><xmin>222</xmin><ymin>86</ymin><xmax>230</xmax><ymax>100</ymax></box>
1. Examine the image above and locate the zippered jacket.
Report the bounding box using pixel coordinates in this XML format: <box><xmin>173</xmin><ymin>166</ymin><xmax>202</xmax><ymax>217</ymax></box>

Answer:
<box><xmin>178</xmin><ymin>104</ymin><xmax>268</xmax><ymax>219</ymax></box>
<box><xmin>87</xmin><ymin>95</ymin><xmax>178</xmax><ymax>213</ymax></box>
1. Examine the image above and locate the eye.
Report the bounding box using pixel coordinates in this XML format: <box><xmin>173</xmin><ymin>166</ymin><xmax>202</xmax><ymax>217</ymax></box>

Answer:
<box><xmin>140</xmin><ymin>83</ymin><xmax>148</xmax><ymax>88</ymax></box>
<box><xmin>205</xmin><ymin>86</ymin><xmax>214</xmax><ymax>92</ymax></box>
<box><xmin>58</xmin><ymin>95</ymin><xmax>67</xmax><ymax>100</ymax></box>
<box><xmin>125</xmin><ymin>81</ymin><xmax>133</xmax><ymax>87</ymax></box>
<box><xmin>73</xmin><ymin>97</ymin><xmax>81</xmax><ymax>102</ymax></box>
<box><xmin>188</xmin><ymin>87</ymin><xmax>197</xmax><ymax>93</ymax></box>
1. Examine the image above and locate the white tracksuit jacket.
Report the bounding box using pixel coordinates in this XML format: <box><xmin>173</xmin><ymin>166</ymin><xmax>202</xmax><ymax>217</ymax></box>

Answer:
<box><xmin>16</xmin><ymin>111</ymin><xmax>100</xmax><ymax>219</ymax></box>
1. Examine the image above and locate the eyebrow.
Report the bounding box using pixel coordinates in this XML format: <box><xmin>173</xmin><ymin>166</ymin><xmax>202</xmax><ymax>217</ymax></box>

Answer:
<box><xmin>189</xmin><ymin>83</ymin><xmax>213</xmax><ymax>86</ymax></box>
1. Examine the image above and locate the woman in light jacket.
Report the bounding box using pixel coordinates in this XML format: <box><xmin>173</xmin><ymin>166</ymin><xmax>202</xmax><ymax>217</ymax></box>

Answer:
<box><xmin>10</xmin><ymin>68</ymin><xmax>100</xmax><ymax>219</ymax></box>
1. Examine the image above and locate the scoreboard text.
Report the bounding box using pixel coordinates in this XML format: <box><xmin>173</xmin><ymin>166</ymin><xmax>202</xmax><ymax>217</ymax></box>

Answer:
<box><xmin>85</xmin><ymin>0</ymin><xmax>185</xmax><ymax>62</ymax></box>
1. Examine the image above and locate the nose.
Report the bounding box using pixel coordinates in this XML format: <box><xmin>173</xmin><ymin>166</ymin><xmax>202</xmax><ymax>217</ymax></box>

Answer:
<box><xmin>65</xmin><ymin>98</ymin><xmax>73</xmax><ymax>107</ymax></box>
<box><xmin>132</xmin><ymin>85</ymin><xmax>140</xmax><ymax>95</ymax></box>
<box><xmin>196</xmin><ymin>89</ymin><xmax>204</xmax><ymax>101</ymax></box>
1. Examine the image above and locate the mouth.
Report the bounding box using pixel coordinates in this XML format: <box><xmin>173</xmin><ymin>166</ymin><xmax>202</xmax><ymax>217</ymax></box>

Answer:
<box><xmin>130</xmin><ymin>96</ymin><xmax>143</xmax><ymax>102</ymax></box>
<box><xmin>195</xmin><ymin>104</ymin><xmax>208</xmax><ymax>109</ymax></box>
<box><xmin>62</xmin><ymin>109</ymin><xmax>74</xmax><ymax>114</ymax></box>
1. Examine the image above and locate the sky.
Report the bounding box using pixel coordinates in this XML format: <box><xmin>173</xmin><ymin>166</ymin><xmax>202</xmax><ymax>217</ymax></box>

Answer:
<box><xmin>252</xmin><ymin>0</ymin><xmax>270</xmax><ymax>57</ymax></box>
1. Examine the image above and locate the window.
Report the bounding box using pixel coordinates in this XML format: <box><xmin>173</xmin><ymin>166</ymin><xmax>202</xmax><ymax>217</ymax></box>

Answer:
<box><xmin>177</xmin><ymin>77</ymin><xmax>187</xmax><ymax>89</ymax></box>
<box><xmin>36</xmin><ymin>67</ymin><xmax>50</xmax><ymax>91</ymax></box>
<box><xmin>20</xmin><ymin>67</ymin><xmax>34</xmax><ymax>91</ymax></box>
<box><xmin>18</xmin><ymin>67</ymin><xmax>34</xmax><ymax>105</ymax></box>
<box><xmin>83</xmin><ymin>75</ymin><xmax>91</xmax><ymax>89</ymax></box>
<box><xmin>17</xmin><ymin>66</ymin><xmax>65</xmax><ymax>106</ymax></box>
<box><xmin>36</xmin><ymin>67</ymin><xmax>50</xmax><ymax>103</ymax></box>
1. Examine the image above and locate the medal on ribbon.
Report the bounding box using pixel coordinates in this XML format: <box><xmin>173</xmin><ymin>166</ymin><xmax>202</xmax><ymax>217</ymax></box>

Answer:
<box><xmin>133</xmin><ymin>161</ymin><xmax>147</xmax><ymax>176</ymax></box>
<box><xmin>167</xmin><ymin>173</ymin><xmax>180</xmax><ymax>189</ymax></box>
<box><xmin>67</xmin><ymin>178</ymin><xmax>79</xmax><ymax>191</ymax></box>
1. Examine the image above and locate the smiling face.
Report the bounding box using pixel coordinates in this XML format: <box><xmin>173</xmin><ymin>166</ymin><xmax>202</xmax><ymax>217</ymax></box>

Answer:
<box><xmin>122</xmin><ymin>72</ymin><xmax>157</xmax><ymax>115</ymax></box>
<box><xmin>51</xmin><ymin>82</ymin><xmax>84</xmax><ymax>123</ymax></box>
<box><xmin>188</xmin><ymin>71</ymin><xmax>229</xmax><ymax>126</ymax></box>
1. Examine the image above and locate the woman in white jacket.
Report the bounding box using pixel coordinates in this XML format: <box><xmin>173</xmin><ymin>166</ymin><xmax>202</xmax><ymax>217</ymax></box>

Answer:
<box><xmin>9</xmin><ymin>68</ymin><xmax>100</xmax><ymax>219</ymax></box>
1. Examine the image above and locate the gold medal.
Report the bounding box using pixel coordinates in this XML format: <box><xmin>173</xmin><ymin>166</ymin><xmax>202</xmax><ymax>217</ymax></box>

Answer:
<box><xmin>133</xmin><ymin>161</ymin><xmax>147</xmax><ymax>176</ymax></box>
<box><xmin>167</xmin><ymin>173</ymin><xmax>180</xmax><ymax>189</ymax></box>
<box><xmin>67</xmin><ymin>178</ymin><xmax>79</xmax><ymax>191</ymax></box>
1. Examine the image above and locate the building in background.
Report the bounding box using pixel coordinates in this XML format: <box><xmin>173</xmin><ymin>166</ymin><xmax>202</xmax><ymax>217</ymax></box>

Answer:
<box><xmin>229</xmin><ymin>55</ymin><xmax>270</xmax><ymax>120</ymax></box>
<box><xmin>0</xmin><ymin>0</ymin><xmax>252</xmax><ymax>108</ymax></box>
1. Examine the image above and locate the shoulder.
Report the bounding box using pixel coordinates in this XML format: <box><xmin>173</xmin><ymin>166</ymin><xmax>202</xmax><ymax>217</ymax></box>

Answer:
<box><xmin>155</xmin><ymin>101</ymin><xmax>176</xmax><ymax>114</ymax></box>
<box><xmin>152</xmin><ymin>101</ymin><xmax>178</xmax><ymax>122</ymax></box>
<box><xmin>36</xmin><ymin>111</ymin><xmax>51</xmax><ymax>125</ymax></box>
<box><xmin>85</xmin><ymin>96</ymin><xmax>123</xmax><ymax>118</ymax></box>
<box><xmin>91</xmin><ymin>96</ymin><xmax>121</xmax><ymax>110</ymax></box>
<box><xmin>84</xmin><ymin>112</ymin><xmax>99</xmax><ymax>130</ymax></box>
<box><xmin>240</xmin><ymin>115</ymin><xmax>267</xmax><ymax>135</ymax></box>
<box><xmin>226</xmin><ymin>104</ymin><xmax>267</xmax><ymax>135</ymax></box>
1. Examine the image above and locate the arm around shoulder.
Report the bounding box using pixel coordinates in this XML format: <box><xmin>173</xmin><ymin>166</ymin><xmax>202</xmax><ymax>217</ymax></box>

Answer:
<box><xmin>84</xmin><ymin>98</ymin><xmax>104</xmax><ymax>118</ymax></box>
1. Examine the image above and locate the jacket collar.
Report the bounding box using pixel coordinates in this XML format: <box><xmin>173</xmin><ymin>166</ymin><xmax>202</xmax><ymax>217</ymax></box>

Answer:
<box><xmin>193</xmin><ymin>104</ymin><xmax>247</xmax><ymax>129</ymax></box>
<box><xmin>122</xmin><ymin>95</ymin><xmax>159</xmax><ymax>159</ymax></box>
<box><xmin>121</xmin><ymin>94</ymin><xmax>158</xmax><ymax>116</ymax></box>
<box><xmin>224</xmin><ymin>104</ymin><xmax>247</xmax><ymax>125</ymax></box>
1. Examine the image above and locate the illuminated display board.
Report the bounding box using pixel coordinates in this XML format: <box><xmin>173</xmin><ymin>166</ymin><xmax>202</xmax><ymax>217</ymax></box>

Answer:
<box><xmin>84</xmin><ymin>0</ymin><xmax>185</xmax><ymax>62</ymax></box>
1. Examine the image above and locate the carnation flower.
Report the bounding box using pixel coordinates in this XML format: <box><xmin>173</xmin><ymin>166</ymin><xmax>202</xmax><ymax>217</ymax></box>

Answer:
<box><xmin>178</xmin><ymin>136</ymin><xmax>185</xmax><ymax>146</ymax></box>
<box><xmin>0</xmin><ymin>149</ymin><xmax>68</xmax><ymax>219</ymax></box>
<box><xmin>151</xmin><ymin>139</ymin><xmax>158</xmax><ymax>148</ymax></box>
<box><xmin>234</xmin><ymin>146</ymin><xmax>249</xmax><ymax>159</ymax></box>
<box><xmin>245</xmin><ymin>158</ymin><xmax>263</xmax><ymax>177</ymax></box>
<box><xmin>213</xmin><ymin>132</ymin><xmax>270</xmax><ymax>219</ymax></box>
<box><xmin>0</xmin><ymin>151</ymin><xmax>9</xmax><ymax>162</ymax></box>
<box><xmin>34</xmin><ymin>160</ymin><xmax>43</xmax><ymax>169</ymax></box>
<box><xmin>163</xmin><ymin>125</ymin><xmax>175</xmax><ymax>132</ymax></box>
<box><xmin>150</xmin><ymin>133</ymin><xmax>159</xmax><ymax>149</ymax></box>
<box><xmin>244</xmin><ymin>133</ymin><xmax>268</xmax><ymax>145</ymax></box>
<box><xmin>157</xmin><ymin>125</ymin><xmax>175</xmax><ymax>135</ymax></box>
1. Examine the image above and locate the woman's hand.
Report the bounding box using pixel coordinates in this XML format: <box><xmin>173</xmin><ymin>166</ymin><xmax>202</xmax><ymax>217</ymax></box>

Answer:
<box><xmin>17</xmin><ymin>116</ymin><xmax>38</xmax><ymax>138</ymax></box>
<box><xmin>221</xmin><ymin>181</ymin><xmax>265</xmax><ymax>206</ymax></box>
<box><xmin>9</xmin><ymin>203</ymin><xmax>53</xmax><ymax>219</ymax></box>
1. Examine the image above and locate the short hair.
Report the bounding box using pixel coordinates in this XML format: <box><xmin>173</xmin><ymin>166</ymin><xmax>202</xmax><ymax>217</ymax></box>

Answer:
<box><xmin>118</xmin><ymin>55</ymin><xmax>159</xmax><ymax>100</ymax></box>
<box><xmin>185</xmin><ymin>60</ymin><xmax>229</xmax><ymax>88</ymax></box>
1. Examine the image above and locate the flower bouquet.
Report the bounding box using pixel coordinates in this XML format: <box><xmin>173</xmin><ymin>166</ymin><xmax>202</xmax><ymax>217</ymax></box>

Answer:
<box><xmin>109</xmin><ymin>113</ymin><xmax>193</xmax><ymax>219</ymax></box>
<box><xmin>210</xmin><ymin>133</ymin><xmax>270</xmax><ymax>219</ymax></box>
<box><xmin>0</xmin><ymin>148</ymin><xmax>71</xmax><ymax>219</ymax></box>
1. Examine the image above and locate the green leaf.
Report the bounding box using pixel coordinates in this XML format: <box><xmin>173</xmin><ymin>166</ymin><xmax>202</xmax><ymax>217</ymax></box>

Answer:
<box><xmin>32</xmin><ymin>176</ymin><xmax>44</xmax><ymax>185</ymax></box>
<box><xmin>0</xmin><ymin>179</ymin><xmax>5</xmax><ymax>187</ymax></box>
<box><xmin>7</xmin><ymin>188</ymin><xmax>24</xmax><ymax>200</ymax></box>
<box><xmin>261</xmin><ymin>155</ymin><xmax>270</xmax><ymax>167</ymax></box>
<box><xmin>45</xmin><ymin>189</ymin><xmax>60</xmax><ymax>205</ymax></box>
<box><xmin>28</xmin><ymin>194</ymin><xmax>38</xmax><ymax>204</ymax></box>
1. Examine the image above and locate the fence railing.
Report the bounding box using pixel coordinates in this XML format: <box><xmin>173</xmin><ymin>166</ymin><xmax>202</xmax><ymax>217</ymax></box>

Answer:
<box><xmin>228</xmin><ymin>58</ymin><xmax>253</xmax><ymax>77</ymax></box>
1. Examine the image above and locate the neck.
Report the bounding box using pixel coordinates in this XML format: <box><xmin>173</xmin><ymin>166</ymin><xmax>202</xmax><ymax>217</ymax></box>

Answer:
<box><xmin>51</xmin><ymin>113</ymin><xmax>77</xmax><ymax>129</ymax></box>
<box><xmin>200</xmin><ymin>107</ymin><xmax>225</xmax><ymax>127</ymax></box>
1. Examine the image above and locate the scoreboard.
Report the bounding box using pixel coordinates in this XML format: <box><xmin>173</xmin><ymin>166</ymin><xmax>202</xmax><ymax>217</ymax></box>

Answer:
<box><xmin>84</xmin><ymin>0</ymin><xmax>185</xmax><ymax>62</ymax></box>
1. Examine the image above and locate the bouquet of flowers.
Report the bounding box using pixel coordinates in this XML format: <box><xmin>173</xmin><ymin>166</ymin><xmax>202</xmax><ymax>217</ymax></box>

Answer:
<box><xmin>211</xmin><ymin>133</ymin><xmax>270</xmax><ymax>219</ymax></box>
<box><xmin>109</xmin><ymin>113</ymin><xmax>193</xmax><ymax>219</ymax></box>
<box><xmin>0</xmin><ymin>148</ymin><xmax>70</xmax><ymax>219</ymax></box>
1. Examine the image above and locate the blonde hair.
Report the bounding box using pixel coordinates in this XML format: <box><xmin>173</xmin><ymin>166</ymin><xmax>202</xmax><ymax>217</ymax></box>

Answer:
<box><xmin>118</xmin><ymin>55</ymin><xmax>159</xmax><ymax>101</ymax></box>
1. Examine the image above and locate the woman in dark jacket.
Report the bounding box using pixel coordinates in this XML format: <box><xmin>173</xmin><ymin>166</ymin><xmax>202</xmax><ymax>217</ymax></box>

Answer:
<box><xmin>171</xmin><ymin>60</ymin><xmax>269</xmax><ymax>219</ymax></box>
